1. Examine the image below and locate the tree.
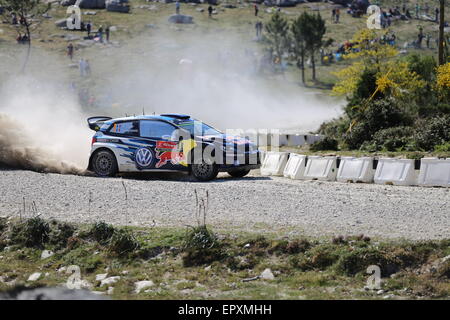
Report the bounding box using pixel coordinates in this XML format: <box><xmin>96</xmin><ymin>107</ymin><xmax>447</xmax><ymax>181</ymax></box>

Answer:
<box><xmin>301</xmin><ymin>12</ymin><xmax>328</xmax><ymax>82</ymax></box>
<box><xmin>291</xmin><ymin>13</ymin><xmax>307</xmax><ymax>84</ymax></box>
<box><xmin>0</xmin><ymin>0</ymin><xmax>50</xmax><ymax>72</ymax></box>
<box><xmin>438</xmin><ymin>0</ymin><xmax>446</xmax><ymax>65</ymax></box>
<box><xmin>265</xmin><ymin>12</ymin><xmax>289</xmax><ymax>64</ymax></box>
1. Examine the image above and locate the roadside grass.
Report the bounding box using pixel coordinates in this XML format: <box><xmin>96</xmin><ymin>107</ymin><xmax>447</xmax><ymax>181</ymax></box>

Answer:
<box><xmin>0</xmin><ymin>217</ymin><xmax>448</xmax><ymax>299</ymax></box>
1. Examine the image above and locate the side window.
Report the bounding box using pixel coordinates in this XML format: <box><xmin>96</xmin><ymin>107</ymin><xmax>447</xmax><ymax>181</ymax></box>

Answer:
<box><xmin>140</xmin><ymin>121</ymin><xmax>176</xmax><ymax>139</ymax></box>
<box><xmin>109</xmin><ymin>121</ymin><xmax>139</xmax><ymax>136</ymax></box>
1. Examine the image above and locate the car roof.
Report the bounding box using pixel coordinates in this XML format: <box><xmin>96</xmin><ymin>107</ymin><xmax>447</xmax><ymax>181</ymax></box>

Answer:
<box><xmin>104</xmin><ymin>114</ymin><xmax>192</xmax><ymax>125</ymax></box>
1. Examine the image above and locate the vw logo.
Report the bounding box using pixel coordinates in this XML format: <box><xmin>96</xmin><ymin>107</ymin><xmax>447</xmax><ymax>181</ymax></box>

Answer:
<box><xmin>135</xmin><ymin>148</ymin><xmax>153</xmax><ymax>168</ymax></box>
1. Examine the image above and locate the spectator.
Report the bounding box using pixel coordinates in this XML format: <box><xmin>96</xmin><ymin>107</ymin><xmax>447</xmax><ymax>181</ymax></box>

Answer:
<box><xmin>105</xmin><ymin>26</ymin><xmax>110</xmax><ymax>43</ymax></box>
<box><xmin>435</xmin><ymin>7</ymin><xmax>439</xmax><ymax>22</ymax></box>
<box><xmin>67</xmin><ymin>43</ymin><xmax>74</xmax><ymax>61</ymax></box>
<box><xmin>175</xmin><ymin>1</ymin><xmax>180</xmax><ymax>15</ymax></box>
<box><xmin>335</xmin><ymin>8</ymin><xmax>340</xmax><ymax>23</ymax></box>
<box><xmin>332</xmin><ymin>8</ymin><xmax>336</xmax><ymax>20</ymax></box>
<box><xmin>208</xmin><ymin>5</ymin><xmax>213</xmax><ymax>18</ymax></box>
<box><xmin>98</xmin><ymin>25</ymin><xmax>103</xmax><ymax>43</ymax></box>
<box><xmin>254</xmin><ymin>4</ymin><xmax>259</xmax><ymax>17</ymax></box>
<box><xmin>415</xmin><ymin>3</ymin><xmax>420</xmax><ymax>18</ymax></box>
<box><xmin>11</xmin><ymin>13</ymin><xmax>18</xmax><ymax>25</ymax></box>
<box><xmin>86</xmin><ymin>21</ymin><xmax>92</xmax><ymax>37</ymax></box>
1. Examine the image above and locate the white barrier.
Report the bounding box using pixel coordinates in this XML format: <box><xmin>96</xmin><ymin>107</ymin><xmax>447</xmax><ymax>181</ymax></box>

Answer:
<box><xmin>283</xmin><ymin>154</ymin><xmax>307</xmax><ymax>179</ymax></box>
<box><xmin>260</xmin><ymin>152</ymin><xmax>289</xmax><ymax>176</ymax></box>
<box><xmin>303</xmin><ymin>156</ymin><xmax>337</xmax><ymax>181</ymax></box>
<box><xmin>337</xmin><ymin>157</ymin><xmax>375</xmax><ymax>183</ymax></box>
<box><xmin>374</xmin><ymin>158</ymin><xmax>417</xmax><ymax>186</ymax></box>
<box><xmin>418</xmin><ymin>158</ymin><xmax>450</xmax><ymax>187</ymax></box>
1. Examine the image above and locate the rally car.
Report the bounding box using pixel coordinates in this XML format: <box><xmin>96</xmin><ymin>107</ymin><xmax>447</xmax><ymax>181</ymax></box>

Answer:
<box><xmin>87</xmin><ymin>114</ymin><xmax>261</xmax><ymax>181</ymax></box>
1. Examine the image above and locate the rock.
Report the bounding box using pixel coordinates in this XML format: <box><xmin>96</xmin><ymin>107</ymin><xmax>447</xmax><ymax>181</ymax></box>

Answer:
<box><xmin>106</xmin><ymin>0</ymin><xmax>130</xmax><ymax>13</ymax></box>
<box><xmin>196</xmin><ymin>8</ymin><xmax>204</xmax><ymax>12</ymax></box>
<box><xmin>95</xmin><ymin>273</ymin><xmax>108</xmax><ymax>281</ymax></box>
<box><xmin>83</xmin><ymin>11</ymin><xmax>97</xmax><ymax>15</ymax></box>
<box><xmin>107</xmin><ymin>287</ymin><xmax>114</xmax><ymax>295</ymax></box>
<box><xmin>260</xmin><ymin>268</ymin><xmax>275</xmax><ymax>280</ymax></box>
<box><xmin>204</xmin><ymin>265</ymin><xmax>211</xmax><ymax>271</ymax></box>
<box><xmin>377</xmin><ymin>289</ymin><xmax>385</xmax><ymax>295</ymax></box>
<box><xmin>168</xmin><ymin>14</ymin><xmax>194</xmax><ymax>24</ymax></box>
<box><xmin>54</xmin><ymin>19</ymin><xmax>68</xmax><ymax>28</ymax></box>
<box><xmin>64</xmin><ymin>35</ymin><xmax>81</xmax><ymax>41</ymax></box>
<box><xmin>134</xmin><ymin>280</ymin><xmax>154</xmax><ymax>293</ymax></box>
<box><xmin>442</xmin><ymin>255</ymin><xmax>450</xmax><ymax>263</ymax></box>
<box><xmin>243</xmin><ymin>243</ymin><xmax>251</xmax><ymax>248</ymax></box>
<box><xmin>100</xmin><ymin>276</ymin><xmax>120</xmax><ymax>287</ymax></box>
<box><xmin>61</xmin><ymin>0</ymin><xmax>106</xmax><ymax>9</ymax></box>
<box><xmin>0</xmin><ymin>287</ymin><xmax>108</xmax><ymax>300</ymax></box>
<box><xmin>109</xmin><ymin>26</ymin><xmax>118</xmax><ymax>32</ymax></box>
<box><xmin>57</xmin><ymin>267</ymin><xmax>67</xmax><ymax>273</ymax></box>
<box><xmin>27</xmin><ymin>272</ymin><xmax>42</xmax><ymax>282</ymax></box>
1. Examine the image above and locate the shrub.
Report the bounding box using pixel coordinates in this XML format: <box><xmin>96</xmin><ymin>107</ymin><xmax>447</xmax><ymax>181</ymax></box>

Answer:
<box><xmin>108</xmin><ymin>229</ymin><xmax>140</xmax><ymax>256</ymax></box>
<box><xmin>414</xmin><ymin>115</ymin><xmax>450</xmax><ymax>151</ymax></box>
<box><xmin>285</xmin><ymin>239</ymin><xmax>311</xmax><ymax>254</ymax></box>
<box><xmin>310</xmin><ymin>137</ymin><xmax>339</xmax><ymax>151</ymax></box>
<box><xmin>343</xmin><ymin>98</ymin><xmax>412</xmax><ymax>149</ymax></box>
<box><xmin>434</xmin><ymin>141</ymin><xmax>450</xmax><ymax>152</ymax></box>
<box><xmin>48</xmin><ymin>220</ymin><xmax>75</xmax><ymax>249</ymax></box>
<box><xmin>360</xmin><ymin>126</ymin><xmax>415</xmax><ymax>152</ymax></box>
<box><xmin>90</xmin><ymin>221</ymin><xmax>115</xmax><ymax>245</ymax></box>
<box><xmin>182</xmin><ymin>226</ymin><xmax>225</xmax><ymax>267</ymax></box>
<box><xmin>10</xmin><ymin>217</ymin><xmax>50</xmax><ymax>248</ymax></box>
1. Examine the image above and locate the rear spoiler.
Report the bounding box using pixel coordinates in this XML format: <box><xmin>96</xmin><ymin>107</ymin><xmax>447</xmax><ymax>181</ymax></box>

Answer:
<box><xmin>87</xmin><ymin>116</ymin><xmax>112</xmax><ymax>131</ymax></box>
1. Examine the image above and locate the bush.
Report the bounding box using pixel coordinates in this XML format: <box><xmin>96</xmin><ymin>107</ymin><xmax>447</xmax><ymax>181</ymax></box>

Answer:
<box><xmin>90</xmin><ymin>221</ymin><xmax>115</xmax><ymax>245</ymax></box>
<box><xmin>108</xmin><ymin>229</ymin><xmax>140</xmax><ymax>256</ymax></box>
<box><xmin>405</xmin><ymin>54</ymin><xmax>436</xmax><ymax>82</ymax></box>
<box><xmin>48</xmin><ymin>220</ymin><xmax>75</xmax><ymax>249</ymax></box>
<box><xmin>10</xmin><ymin>217</ymin><xmax>50</xmax><ymax>248</ymax></box>
<box><xmin>360</xmin><ymin>126</ymin><xmax>415</xmax><ymax>152</ymax></box>
<box><xmin>434</xmin><ymin>141</ymin><xmax>450</xmax><ymax>152</ymax></box>
<box><xmin>414</xmin><ymin>115</ymin><xmax>450</xmax><ymax>151</ymax></box>
<box><xmin>343</xmin><ymin>98</ymin><xmax>412</xmax><ymax>149</ymax></box>
<box><xmin>182</xmin><ymin>226</ymin><xmax>225</xmax><ymax>267</ymax></box>
<box><xmin>310</xmin><ymin>137</ymin><xmax>339</xmax><ymax>151</ymax></box>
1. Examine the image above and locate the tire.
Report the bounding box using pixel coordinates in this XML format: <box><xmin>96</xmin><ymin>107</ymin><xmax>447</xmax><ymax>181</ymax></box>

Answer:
<box><xmin>227</xmin><ymin>169</ymin><xmax>250</xmax><ymax>178</ymax></box>
<box><xmin>191</xmin><ymin>161</ymin><xmax>218</xmax><ymax>181</ymax></box>
<box><xmin>92</xmin><ymin>150</ymin><xmax>118</xmax><ymax>177</ymax></box>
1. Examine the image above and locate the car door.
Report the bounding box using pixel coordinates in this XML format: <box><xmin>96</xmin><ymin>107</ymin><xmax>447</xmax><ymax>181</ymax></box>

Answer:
<box><xmin>139</xmin><ymin>120</ymin><xmax>186</xmax><ymax>171</ymax></box>
<box><xmin>105</xmin><ymin>120</ymin><xmax>140</xmax><ymax>171</ymax></box>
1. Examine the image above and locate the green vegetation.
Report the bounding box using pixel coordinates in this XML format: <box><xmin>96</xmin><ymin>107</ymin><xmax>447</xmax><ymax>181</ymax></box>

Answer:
<box><xmin>0</xmin><ymin>217</ymin><xmax>448</xmax><ymax>299</ymax></box>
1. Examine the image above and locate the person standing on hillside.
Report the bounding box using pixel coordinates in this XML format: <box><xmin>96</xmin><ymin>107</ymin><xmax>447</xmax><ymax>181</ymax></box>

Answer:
<box><xmin>86</xmin><ymin>21</ymin><xmax>91</xmax><ymax>37</ymax></box>
<box><xmin>335</xmin><ymin>8</ymin><xmax>340</xmax><ymax>23</ymax></box>
<box><xmin>175</xmin><ymin>1</ymin><xmax>180</xmax><ymax>14</ymax></box>
<box><xmin>98</xmin><ymin>25</ymin><xmax>103</xmax><ymax>43</ymax></box>
<box><xmin>67</xmin><ymin>43</ymin><xmax>74</xmax><ymax>61</ymax></box>
<box><xmin>208</xmin><ymin>5</ymin><xmax>213</xmax><ymax>18</ymax></box>
<box><xmin>105</xmin><ymin>26</ymin><xmax>110</xmax><ymax>43</ymax></box>
<box><xmin>254</xmin><ymin>4</ymin><xmax>259</xmax><ymax>17</ymax></box>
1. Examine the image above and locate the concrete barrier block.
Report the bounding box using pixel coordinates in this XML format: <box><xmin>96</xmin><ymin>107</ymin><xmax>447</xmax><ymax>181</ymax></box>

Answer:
<box><xmin>260</xmin><ymin>152</ymin><xmax>289</xmax><ymax>176</ymax></box>
<box><xmin>283</xmin><ymin>153</ymin><xmax>307</xmax><ymax>179</ymax></box>
<box><xmin>337</xmin><ymin>157</ymin><xmax>375</xmax><ymax>183</ymax></box>
<box><xmin>303</xmin><ymin>156</ymin><xmax>337</xmax><ymax>181</ymax></box>
<box><xmin>418</xmin><ymin>158</ymin><xmax>450</xmax><ymax>187</ymax></box>
<box><xmin>287</xmin><ymin>135</ymin><xmax>306</xmax><ymax>147</ymax></box>
<box><xmin>374</xmin><ymin>158</ymin><xmax>417</xmax><ymax>186</ymax></box>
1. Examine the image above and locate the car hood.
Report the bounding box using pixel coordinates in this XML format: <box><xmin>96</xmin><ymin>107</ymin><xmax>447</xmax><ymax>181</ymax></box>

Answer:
<box><xmin>197</xmin><ymin>134</ymin><xmax>252</xmax><ymax>145</ymax></box>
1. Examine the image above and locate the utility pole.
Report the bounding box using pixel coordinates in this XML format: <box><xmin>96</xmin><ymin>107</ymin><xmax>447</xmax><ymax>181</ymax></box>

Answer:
<box><xmin>438</xmin><ymin>0</ymin><xmax>445</xmax><ymax>65</ymax></box>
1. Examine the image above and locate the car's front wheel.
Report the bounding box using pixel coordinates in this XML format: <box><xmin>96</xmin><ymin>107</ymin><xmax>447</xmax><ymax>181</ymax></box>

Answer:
<box><xmin>227</xmin><ymin>169</ymin><xmax>250</xmax><ymax>178</ymax></box>
<box><xmin>92</xmin><ymin>150</ymin><xmax>118</xmax><ymax>177</ymax></box>
<box><xmin>191</xmin><ymin>161</ymin><xmax>218</xmax><ymax>181</ymax></box>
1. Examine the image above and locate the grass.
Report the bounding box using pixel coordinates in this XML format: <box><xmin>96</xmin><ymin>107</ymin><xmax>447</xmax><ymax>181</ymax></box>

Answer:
<box><xmin>0</xmin><ymin>217</ymin><xmax>448</xmax><ymax>299</ymax></box>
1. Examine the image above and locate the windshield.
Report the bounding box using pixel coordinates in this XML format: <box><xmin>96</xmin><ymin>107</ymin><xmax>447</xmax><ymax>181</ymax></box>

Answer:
<box><xmin>175</xmin><ymin>119</ymin><xmax>223</xmax><ymax>137</ymax></box>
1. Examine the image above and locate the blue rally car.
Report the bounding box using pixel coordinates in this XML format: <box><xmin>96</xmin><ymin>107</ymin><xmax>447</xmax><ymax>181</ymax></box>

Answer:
<box><xmin>87</xmin><ymin>114</ymin><xmax>261</xmax><ymax>181</ymax></box>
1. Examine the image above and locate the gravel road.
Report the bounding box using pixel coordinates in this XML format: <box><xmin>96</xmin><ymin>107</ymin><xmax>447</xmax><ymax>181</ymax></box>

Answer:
<box><xmin>0</xmin><ymin>169</ymin><xmax>449</xmax><ymax>240</ymax></box>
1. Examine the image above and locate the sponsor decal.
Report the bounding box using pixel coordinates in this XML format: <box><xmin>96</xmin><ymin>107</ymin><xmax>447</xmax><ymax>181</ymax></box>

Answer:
<box><xmin>155</xmin><ymin>139</ymin><xmax>197</xmax><ymax>168</ymax></box>
<box><xmin>134</xmin><ymin>147</ymin><xmax>153</xmax><ymax>168</ymax></box>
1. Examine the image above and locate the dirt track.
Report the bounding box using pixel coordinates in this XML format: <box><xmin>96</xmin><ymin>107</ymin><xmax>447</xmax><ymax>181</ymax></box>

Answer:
<box><xmin>0</xmin><ymin>168</ymin><xmax>449</xmax><ymax>240</ymax></box>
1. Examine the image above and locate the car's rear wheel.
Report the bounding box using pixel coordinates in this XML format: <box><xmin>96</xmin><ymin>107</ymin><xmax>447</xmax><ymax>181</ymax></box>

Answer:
<box><xmin>92</xmin><ymin>150</ymin><xmax>118</xmax><ymax>177</ymax></box>
<box><xmin>228</xmin><ymin>169</ymin><xmax>250</xmax><ymax>178</ymax></box>
<box><xmin>191</xmin><ymin>161</ymin><xmax>218</xmax><ymax>181</ymax></box>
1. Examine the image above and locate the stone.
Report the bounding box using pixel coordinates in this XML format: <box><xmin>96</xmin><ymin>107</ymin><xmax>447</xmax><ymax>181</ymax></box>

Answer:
<box><xmin>100</xmin><ymin>276</ymin><xmax>120</xmax><ymax>287</ymax></box>
<box><xmin>96</xmin><ymin>273</ymin><xmax>108</xmax><ymax>281</ymax></box>
<box><xmin>106</xmin><ymin>0</ymin><xmax>131</xmax><ymax>13</ymax></box>
<box><xmin>260</xmin><ymin>268</ymin><xmax>275</xmax><ymax>280</ymax></box>
<box><xmin>196</xmin><ymin>8</ymin><xmax>205</xmax><ymax>12</ymax></box>
<box><xmin>57</xmin><ymin>267</ymin><xmax>67</xmax><ymax>273</ymax></box>
<box><xmin>107</xmin><ymin>287</ymin><xmax>114</xmax><ymax>295</ymax></box>
<box><xmin>168</xmin><ymin>14</ymin><xmax>194</xmax><ymax>24</ymax></box>
<box><xmin>204</xmin><ymin>265</ymin><xmax>211</xmax><ymax>271</ymax></box>
<box><xmin>134</xmin><ymin>280</ymin><xmax>154</xmax><ymax>293</ymax></box>
<box><xmin>55</xmin><ymin>19</ymin><xmax>68</xmax><ymax>28</ymax></box>
<box><xmin>27</xmin><ymin>272</ymin><xmax>42</xmax><ymax>282</ymax></box>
